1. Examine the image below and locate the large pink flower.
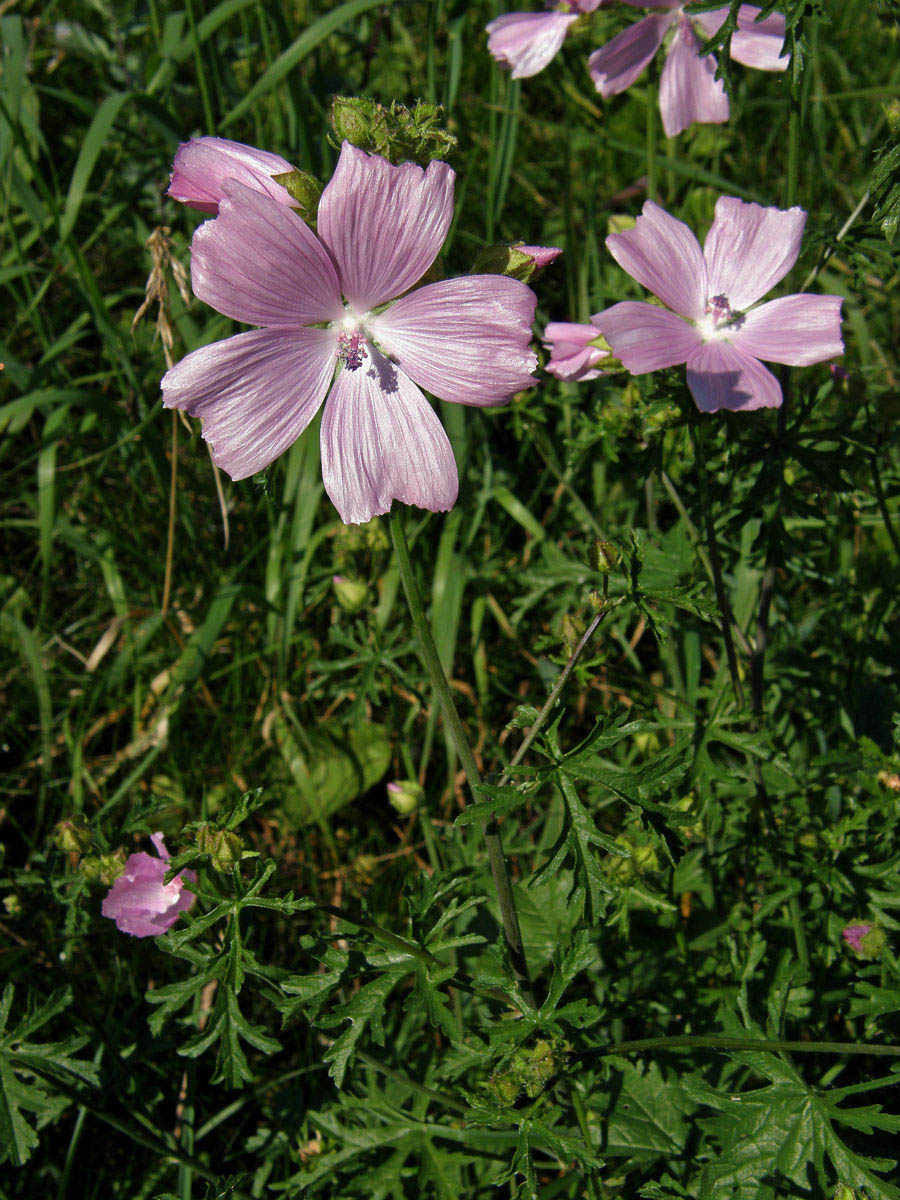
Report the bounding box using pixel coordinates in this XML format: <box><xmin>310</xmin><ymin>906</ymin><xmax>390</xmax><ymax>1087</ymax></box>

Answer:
<box><xmin>163</xmin><ymin>140</ymin><xmax>538</xmax><ymax>524</ymax></box>
<box><xmin>593</xmin><ymin>197</ymin><xmax>844</xmax><ymax>412</ymax></box>
<box><xmin>589</xmin><ymin>2</ymin><xmax>787</xmax><ymax>137</ymax></box>
<box><xmin>101</xmin><ymin>833</ymin><xmax>194</xmax><ymax>938</ymax></box>
<box><xmin>487</xmin><ymin>0</ymin><xmax>603</xmax><ymax>78</ymax></box>
<box><xmin>167</xmin><ymin>136</ymin><xmax>297</xmax><ymax>213</ymax></box>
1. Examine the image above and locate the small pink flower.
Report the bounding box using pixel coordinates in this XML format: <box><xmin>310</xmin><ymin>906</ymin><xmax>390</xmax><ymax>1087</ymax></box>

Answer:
<box><xmin>589</xmin><ymin>3</ymin><xmax>788</xmax><ymax>137</ymax></box>
<box><xmin>101</xmin><ymin>833</ymin><xmax>194</xmax><ymax>938</ymax></box>
<box><xmin>163</xmin><ymin>140</ymin><xmax>538</xmax><ymax>525</ymax></box>
<box><xmin>842</xmin><ymin>924</ymin><xmax>872</xmax><ymax>954</ymax></box>
<box><xmin>593</xmin><ymin>197</ymin><xmax>843</xmax><ymax>412</ymax></box>
<box><xmin>544</xmin><ymin>319</ymin><xmax>609</xmax><ymax>381</ymax></box>
<box><xmin>167</xmin><ymin>136</ymin><xmax>297</xmax><ymax>214</ymax></box>
<box><xmin>487</xmin><ymin>0</ymin><xmax>603</xmax><ymax>79</ymax></box>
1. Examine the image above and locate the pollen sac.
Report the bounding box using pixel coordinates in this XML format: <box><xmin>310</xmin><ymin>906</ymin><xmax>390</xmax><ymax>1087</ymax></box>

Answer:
<box><xmin>337</xmin><ymin>331</ymin><xmax>367</xmax><ymax>371</ymax></box>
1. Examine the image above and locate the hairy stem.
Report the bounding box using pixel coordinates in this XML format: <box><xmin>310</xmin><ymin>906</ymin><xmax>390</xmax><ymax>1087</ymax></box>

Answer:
<box><xmin>390</xmin><ymin>507</ymin><xmax>533</xmax><ymax>1001</ymax></box>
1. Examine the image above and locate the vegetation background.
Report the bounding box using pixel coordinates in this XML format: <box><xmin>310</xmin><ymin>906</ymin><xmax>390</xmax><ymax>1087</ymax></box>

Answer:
<box><xmin>2</xmin><ymin>0</ymin><xmax>900</xmax><ymax>1196</ymax></box>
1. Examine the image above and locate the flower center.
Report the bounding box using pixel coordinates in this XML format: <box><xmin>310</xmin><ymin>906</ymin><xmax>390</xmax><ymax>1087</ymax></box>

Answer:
<box><xmin>697</xmin><ymin>294</ymin><xmax>745</xmax><ymax>340</ymax></box>
<box><xmin>336</xmin><ymin>330</ymin><xmax>367</xmax><ymax>371</ymax></box>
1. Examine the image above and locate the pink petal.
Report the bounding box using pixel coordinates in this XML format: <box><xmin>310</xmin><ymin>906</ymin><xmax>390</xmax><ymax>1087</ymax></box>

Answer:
<box><xmin>515</xmin><ymin>244</ymin><xmax>563</xmax><ymax>269</ymax></box>
<box><xmin>596</xmin><ymin>300</ymin><xmax>702</xmax><ymax>372</ymax></box>
<box><xmin>367</xmin><ymin>276</ymin><xmax>538</xmax><ymax>407</ymax></box>
<box><xmin>150</xmin><ymin>832</ymin><xmax>169</xmax><ymax>860</ymax></box>
<box><xmin>659</xmin><ymin>17</ymin><xmax>729</xmax><ymax>137</ymax></box>
<box><xmin>685</xmin><ymin>340</ymin><xmax>782</xmax><ymax>412</ymax></box>
<box><xmin>571</xmin><ymin>0</ymin><xmax>604</xmax><ymax>10</ymax></box>
<box><xmin>588</xmin><ymin>13</ymin><xmax>673</xmax><ymax>97</ymax></box>
<box><xmin>613</xmin><ymin>0</ymin><xmax>679</xmax><ymax>6</ymax></box>
<box><xmin>486</xmin><ymin>11</ymin><xmax>577</xmax><ymax>79</ymax></box>
<box><xmin>703</xmin><ymin>197</ymin><xmax>806</xmax><ymax>310</ymax></box>
<box><xmin>316</xmin><ymin>142</ymin><xmax>455</xmax><ymax>312</ymax></box>
<box><xmin>167</xmin><ymin>137</ymin><xmax>296</xmax><ymax>214</ymax></box>
<box><xmin>190</xmin><ymin>181</ymin><xmax>343</xmax><ymax>328</ymax></box>
<box><xmin>162</xmin><ymin>328</ymin><xmax>337</xmax><ymax>480</ymax></box>
<box><xmin>606</xmin><ymin>200</ymin><xmax>708</xmax><ymax>320</ymax></box>
<box><xmin>692</xmin><ymin>6</ymin><xmax>788</xmax><ymax>71</ymax></box>
<box><xmin>727</xmin><ymin>294</ymin><xmax>844</xmax><ymax>365</ymax></box>
<box><xmin>544</xmin><ymin>321</ymin><xmax>607</xmax><ymax>381</ymax></box>
<box><xmin>320</xmin><ymin>344</ymin><xmax>458</xmax><ymax>525</ymax></box>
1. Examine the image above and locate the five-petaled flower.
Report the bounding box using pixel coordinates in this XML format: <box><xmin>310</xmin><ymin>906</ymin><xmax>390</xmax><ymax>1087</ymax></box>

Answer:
<box><xmin>590</xmin><ymin>197</ymin><xmax>843</xmax><ymax>412</ymax></box>
<box><xmin>589</xmin><ymin>2</ymin><xmax>788</xmax><ymax>138</ymax></box>
<box><xmin>101</xmin><ymin>833</ymin><xmax>194</xmax><ymax>938</ymax></box>
<box><xmin>163</xmin><ymin>138</ymin><xmax>538</xmax><ymax>525</ymax></box>
<box><xmin>487</xmin><ymin>0</ymin><xmax>603</xmax><ymax>79</ymax></box>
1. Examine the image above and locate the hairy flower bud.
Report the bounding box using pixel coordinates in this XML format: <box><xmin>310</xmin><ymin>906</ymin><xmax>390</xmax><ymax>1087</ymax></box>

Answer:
<box><xmin>387</xmin><ymin>779</ymin><xmax>423</xmax><ymax>815</ymax></box>
<box><xmin>195</xmin><ymin>824</ymin><xmax>244</xmax><ymax>872</ymax></box>
<box><xmin>590</xmin><ymin>540</ymin><xmax>620</xmax><ymax>574</ymax></box>
<box><xmin>329</xmin><ymin>97</ymin><xmax>456</xmax><ymax>166</ymax></box>
<box><xmin>842</xmin><ymin>922</ymin><xmax>886</xmax><ymax>960</ymax></box>
<box><xmin>53</xmin><ymin>816</ymin><xmax>92</xmax><ymax>856</ymax></box>
<box><xmin>332</xmin><ymin>574</ymin><xmax>368</xmax><ymax>613</ymax></box>
<box><xmin>79</xmin><ymin>849</ymin><xmax>127</xmax><ymax>886</ymax></box>
<box><xmin>470</xmin><ymin>243</ymin><xmax>561</xmax><ymax>283</ymax></box>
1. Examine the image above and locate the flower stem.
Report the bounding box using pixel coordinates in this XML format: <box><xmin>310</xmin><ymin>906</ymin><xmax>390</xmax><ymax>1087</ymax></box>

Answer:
<box><xmin>389</xmin><ymin>507</ymin><xmax>534</xmax><ymax>1002</ymax></box>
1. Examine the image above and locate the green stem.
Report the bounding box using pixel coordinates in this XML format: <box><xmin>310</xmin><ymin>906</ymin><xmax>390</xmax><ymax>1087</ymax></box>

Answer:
<box><xmin>691</xmin><ymin>429</ymin><xmax>745</xmax><ymax>708</ymax></box>
<box><xmin>567</xmin><ymin>1083</ymin><xmax>601</xmax><ymax>1199</ymax></box>
<box><xmin>584</xmin><ymin>1035</ymin><xmax>900</xmax><ymax>1059</ymax></box>
<box><xmin>390</xmin><ymin>507</ymin><xmax>533</xmax><ymax>1002</ymax></box>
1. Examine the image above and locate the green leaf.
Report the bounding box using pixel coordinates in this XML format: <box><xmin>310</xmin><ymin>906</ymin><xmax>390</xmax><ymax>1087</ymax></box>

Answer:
<box><xmin>321</xmin><ymin>965</ymin><xmax>411</xmax><ymax>1088</ymax></box>
<box><xmin>274</xmin><ymin>715</ymin><xmax>391</xmax><ymax>827</ymax></box>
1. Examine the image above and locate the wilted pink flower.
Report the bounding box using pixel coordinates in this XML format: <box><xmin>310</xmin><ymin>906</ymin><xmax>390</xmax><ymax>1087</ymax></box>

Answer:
<box><xmin>101</xmin><ymin>833</ymin><xmax>194</xmax><ymax>938</ymax></box>
<box><xmin>593</xmin><ymin>197</ymin><xmax>843</xmax><ymax>412</ymax></box>
<box><xmin>163</xmin><ymin>140</ymin><xmax>538</xmax><ymax>524</ymax></box>
<box><xmin>487</xmin><ymin>0</ymin><xmax>603</xmax><ymax>78</ymax></box>
<box><xmin>167</xmin><ymin>136</ymin><xmax>296</xmax><ymax>214</ymax></box>
<box><xmin>544</xmin><ymin>319</ymin><xmax>609</xmax><ymax>381</ymax></box>
<box><xmin>589</xmin><ymin>3</ymin><xmax>788</xmax><ymax>137</ymax></box>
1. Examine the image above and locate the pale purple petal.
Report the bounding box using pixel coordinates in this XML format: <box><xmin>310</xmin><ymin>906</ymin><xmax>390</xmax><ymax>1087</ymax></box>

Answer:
<box><xmin>728</xmin><ymin>294</ymin><xmax>844</xmax><ymax>365</ymax></box>
<box><xmin>150</xmin><ymin>832</ymin><xmax>170</xmax><ymax>859</ymax></box>
<box><xmin>544</xmin><ymin>321</ymin><xmax>607</xmax><ymax>381</ymax></box>
<box><xmin>317</xmin><ymin>143</ymin><xmax>455</xmax><ymax>312</ymax></box>
<box><xmin>589</xmin><ymin>13</ymin><xmax>673</xmax><ymax>97</ymax></box>
<box><xmin>367</xmin><ymin>276</ymin><xmax>538</xmax><ymax>406</ymax></box>
<box><xmin>190</xmin><ymin>181</ymin><xmax>343</xmax><ymax>328</ymax></box>
<box><xmin>704</xmin><ymin>197</ymin><xmax>806</xmax><ymax>310</ymax></box>
<box><xmin>101</xmin><ymin>836</ymin><xmax>195</xmax><ymax>938</ymax></box>
<box><xmin>596</xmin><ymin>300</ymin><xmax>702</xmax><ymax>372</ymax></box>
<box><xmin>606</xmin><ymin>200</ymin><xmax>708</xmax><ymax>320</ymax></box>
<box><xmin>659</xmin><ymin>17</ymin><xmax>729</xmax><ymax>137</ymax></box>
<box><xmin>614</xmin><ymin>0</ymin><xmax>679</xmax><ymax>8</ymax></box>
<box><xmin>516</xmin><ymin>244</ymin><xmax>563</xmax><ymax>269</ymax></box>
<box><xmin>692</xmin><ymin>6</ymin><xmax>788</xmax><ymax>71</ymax></box>
<box><xmin>685</xmin><ymin>340</ymin><xmax>782</xmax><ymax>412</ymax></box>
<box><xmin>162</xmin><ymin>328</ymin><xmax>337</xmax><ymax>480</ymax></box>
<box><xmin>486</xmin><ymin>11</ymin><xmax>577</xmax><ymax>79</ymax></box>
<box><xmin>167</xmin><ymin>137</ymin><xmax>296</xmax><ymax>214</ymax></box>
<box><xmin>320</xmin><ymin>344</ymin><xmax>458</xmax><ymax>525</ymax></box>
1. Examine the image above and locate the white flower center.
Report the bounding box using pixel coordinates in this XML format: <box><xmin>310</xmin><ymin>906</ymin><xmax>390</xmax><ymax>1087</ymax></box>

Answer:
<box><xmin>697</xmin><ymin>293</ymin><xmax>744</xmax><ymax>341</ymax></box>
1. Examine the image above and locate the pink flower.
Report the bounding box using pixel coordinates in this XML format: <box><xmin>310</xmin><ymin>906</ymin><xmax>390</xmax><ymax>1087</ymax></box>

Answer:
<box><xmin>594</xmin><ymin>197</ymin><xmax>843</xmax><ymax>412</ymax></box>
<box><xmin>163</xmin><ymin>140</ymin><xmax>538</xmax><ymax>524</ymax></box>
<box><xmin>842</xmin><ymin>923</ymin><xmax>872</xmax><ymax>954</ymax></box>
<box><xmin>487</xmin><ymin>0</ymin><xmax>603</xmax><ymax>78</ymax></box>
<box><xmin>544</xmin><ymin>319</ymin><xmax>609</xmax><ymax>381</ymax></box>
<box><xmin>101</xmin><ymin>833</ymin><xmax>194</xmax><ymax>938</ymax></box>
<box><xmin>589</xmin><ymin>3</ymin><xmax>788</xmax><ymax>137</ymax></box>
<box><xmin>167</xmin><ymin>136</ymin><xmax>297</xmax><ymax>214</ymax></box>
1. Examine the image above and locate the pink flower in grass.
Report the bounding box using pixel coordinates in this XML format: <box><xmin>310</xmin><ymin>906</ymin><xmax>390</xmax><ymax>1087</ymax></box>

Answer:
<box><xmin>544</xmin><ymin>319</ymin><xmax>609</xmax><ymax>381</ymax></box>
<box><xmin>589</xmin><ymin>2</ymin><xmax>787</xmax><ymax>137</ymax></box>
<box><xmin>163</xmin><ymin>140</ymin><xmax>538</xmax><ymax>524</ymax></box>
<box><xmin>593</xmin><ymin>197</ymin><xmax>843</xmax><ymax>412</ymax></box>
<box><xmin>101</xmin><ymin>833</ymin><xmax>194</xmax><ymax>938</ymax></box>
<box><xmin>167</xmin><ymin>136</ymin><xmax>297</xmax><ymax>214</ymax></box>
<box><xmin>487</xmin><ymin>0</ymin><xmax>603</xmax><ymax>79</ymax></box>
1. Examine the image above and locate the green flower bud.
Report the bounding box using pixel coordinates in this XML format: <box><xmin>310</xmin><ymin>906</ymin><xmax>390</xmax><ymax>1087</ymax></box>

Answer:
<box><xmin>469</xmin><ymin>243</ymin><xmax>561</xmax><ymax>283</ymax></box>
<box><xmin>332</xmin><ymin>574</ymin><xmax>368</xmax><ymax>613</ymax></box>
<box><xmin>3</xmin><ymin>894</ymin><xmax>22</xmax><ymax>916</ymax></box>
<box><xmin>271</xmin><ymin>169</ymin><xmax>323</xmax><ymax>223</ymax></box>
<box><xmin>488</xmin><ymin>1067</ymin><xmax>521</xmax><ymax>1106</ymax></box>
<box><xmin>329</xmin><ymin>97</ymin><xmax>456</xmax><ymax>167</ymax></box>
<box><xmin>833</xmin><ymin>1185</ymin><xmax>857</xmax><ymax>1200</ymax></box>
<box><xmin>387</xmin><ymin>780</ymin><xmax>423</xmax><ymax>815</ymax></box>
<box><xmin>79</xmin><ymin>849</ymin><xmax>126</xmax><ymax>886</ymax></box>
<box><xmin>53</xmin><ymin>816</ymin><xmax>92</xmax><ymax>855</ymax></box>
<box><xmin>606</xmin><ymin>838</ymin><xmax>636</xmax><ymax>884</ymax></box>
<box><xmin>632</xmin><ymin>842</ymin><xmax>660</xmax><ymax>875</ymax></box>
<box><xmin>590</xmin><ymin>540</ymin><xmax>620</xmax><ymax>574</ymax></box>
<box><xmin>195</xmin><ymin>825</ymin><xmax>243</xmax><ymax>872</ymax></box>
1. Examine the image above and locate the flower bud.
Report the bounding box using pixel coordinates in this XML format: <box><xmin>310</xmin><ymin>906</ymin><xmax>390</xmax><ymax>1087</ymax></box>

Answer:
<box><xmin>387</xmin><ymin>780</ymin><xmax>423</xmax><ymax>815</ymax></box>
<box><xmin>834</xmin><ymin>1185</ymin><xmax>857</xmax><ymax>1200</ymax></box>
<box><xmin>195</xmin><ymin>824</ymin><xmax>243</xmax><ymax>872</ymax></box>
<box><xmin>3</xmin><ymin>894</ymin><xmax>22</xmax><ymax>917</ymax></box>
<box><xmin>470</xmin><ymin>243</ymin><xmax>561</xmax><ymax>283</ymax></box>
<box><xmin>488</xmin><ymin>1067</ymin><xmax>520</xmax><ymax>1106</ymax></box>
<box><xmin>53</xmin><ymin>816</ymin><xmax>92</xmax><ymax>855</ymax></box>
<box><xmin>590</xmin><ymin>540</ymin><xmax>620</xmax><ymax>574</ymax></box>
<box><xmin>332</xmin><ymin>574</ymin><xmax>368</xmax><ymax>613</ymax></box>
<box><xmin>842</xmin><ymin>922</ymin><xmax>886</xmax><ymax>960</ymax></box>
<box><xmin>329</xmin><ymin>97</ymin><xmax>456</xmax><ymax>166</ymax></box>
<box><xmin>79</xmin><ymin>849</ymin><xmax>127</xmax><ymax>886</ymax></box>
<box><xmin>271</xmin><ymin>169</ymin><xmax>323</xmax><ymax>223</ymax></box>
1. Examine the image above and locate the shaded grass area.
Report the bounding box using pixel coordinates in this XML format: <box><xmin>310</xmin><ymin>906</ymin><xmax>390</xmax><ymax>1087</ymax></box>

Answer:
<box><xmin>2</xmin><ymin>0</ymin><xmax>900</xmax><ymax>1196</ymax></box>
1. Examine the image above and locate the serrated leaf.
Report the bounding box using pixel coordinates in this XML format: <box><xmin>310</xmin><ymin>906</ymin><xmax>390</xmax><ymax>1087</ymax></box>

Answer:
<box><xmin>322</xmin><ymin>965</ymin><xmax>410</xmax><ymax>1088</ymax></box>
